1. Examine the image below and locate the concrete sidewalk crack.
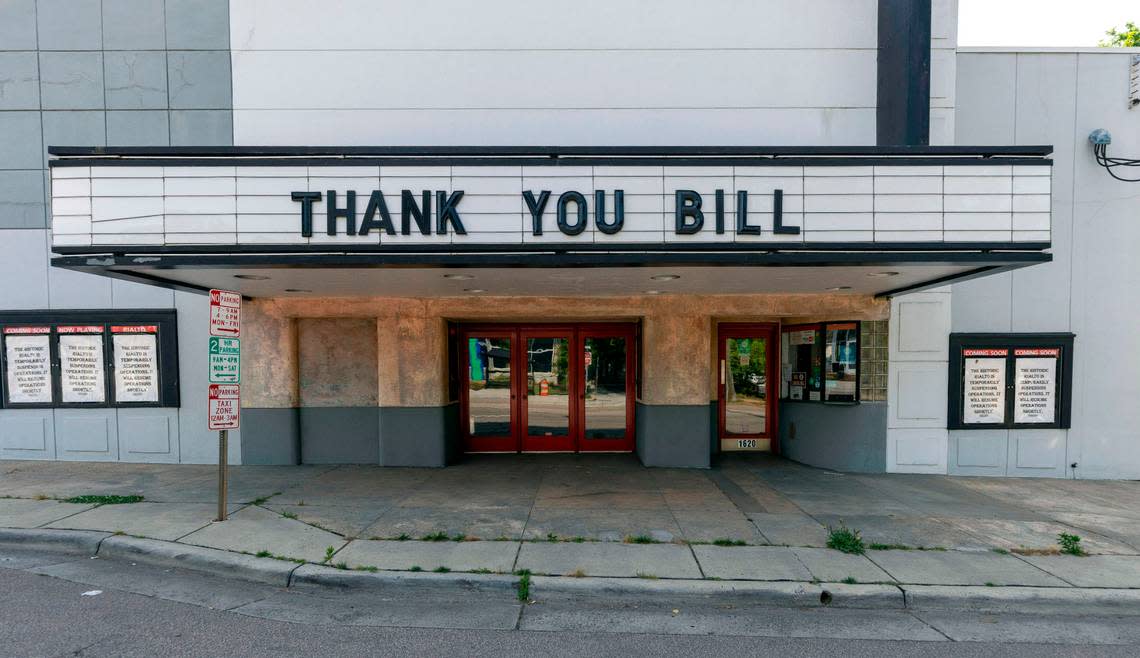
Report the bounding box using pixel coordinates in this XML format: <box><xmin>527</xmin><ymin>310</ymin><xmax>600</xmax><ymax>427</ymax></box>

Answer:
<box><xmin>1007</xmin><ymin>551</ymin><xmax>1080</xmax><ymax>587</ymax></box>
<box><xmin>907</xmin><ymin>609</ymin><xmax>956</xmax><ymax>642</ymax></box>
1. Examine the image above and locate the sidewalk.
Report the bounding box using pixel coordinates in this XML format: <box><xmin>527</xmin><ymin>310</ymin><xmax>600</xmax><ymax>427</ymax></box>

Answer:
<box><xmin>2</xmin><ymin>454</ymin><xmax>1140</xmax><ymax>605</ymax></box>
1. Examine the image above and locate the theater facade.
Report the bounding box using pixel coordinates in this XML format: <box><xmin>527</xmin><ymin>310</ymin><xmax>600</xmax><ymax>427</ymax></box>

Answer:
<box><xmin>4</xmin><ymin>1</ymin><xmax>1137</xmax><ymax>477</ymax></box>
<box><xmin>38</xmin><ymin>145</ymin><xmax>1053</xmax><ymax>468</ymax></box>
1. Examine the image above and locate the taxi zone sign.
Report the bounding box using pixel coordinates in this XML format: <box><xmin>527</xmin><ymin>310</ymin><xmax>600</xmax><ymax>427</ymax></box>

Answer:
<box><xmin>207</xmin><ymin>289</ymin><xmax>241</xmax><ymax>430</ymax></box>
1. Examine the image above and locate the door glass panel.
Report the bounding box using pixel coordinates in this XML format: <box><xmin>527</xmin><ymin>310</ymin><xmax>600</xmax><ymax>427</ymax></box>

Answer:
<box><xmin>725</xmin><ymin>337</ymin><xmax>767</xmax><ymax>435</ymax></box>
<box><xmin>583</xmin><ymin>337</ymin><xmax>627</xmax><ymax>439</ymax></box>
<box><xmin>526</xmin><ymin>337</ymin><xmax>570</xmax><ymax>437</ymax></box>
<box><xmin>468</xmin><ymin>337</ymin><xmax>512</xmax><ymax>437</ymax></box>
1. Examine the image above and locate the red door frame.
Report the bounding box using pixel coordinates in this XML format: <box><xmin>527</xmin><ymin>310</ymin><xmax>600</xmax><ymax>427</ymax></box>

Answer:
<box><xmin>716</xmin><ymin>322</ymin><xmax>779</xmax><ymax>452</ymax></box>
<box><xmin>458</xmin><ymin>326</ymin><xmax>519</xmax><ymax>452</ymax></box>
<box><xmin>576</xmin><ymin>323</ymin><xmax>637</xmax><ymax>453</ymax></box>
<box><xmin>519</xmin><ymin>326</ymin><xmax>578</xmax><ymax>452</ymax></box>
<box><xmin>459</xmin><ymin>322</ymin><xmax>636</xmax><ymax>453</ymax></box>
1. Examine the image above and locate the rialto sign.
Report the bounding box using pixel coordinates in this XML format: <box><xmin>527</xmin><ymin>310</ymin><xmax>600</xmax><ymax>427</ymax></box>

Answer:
<box><xmin>290</xmin><ymin>188</ymin><xmax>799</xmax><ymax>238</ymax></box>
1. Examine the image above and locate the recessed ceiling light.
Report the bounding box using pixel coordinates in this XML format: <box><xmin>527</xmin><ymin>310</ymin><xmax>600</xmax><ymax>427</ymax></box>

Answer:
<box><xmin>464</xmin><ymin>288</ymin><xmax>486</xmax><ymax>293</ymax></box>
<box><xmin>443</xmin><ymin>273</ymin><xmax>475</xmax><ymax>280</ymax></box>
<box><xmin>826</xmin><ymin>286</ymin><xmax>853</xmax><ymax>291</ymax></box>
<box><xmin>234</xmin><ymin>274</ymin><xmax>270</xmax><ymax>280</ymax></box>
<box><xmin>866</xmin><ymin>271</ymin><xmax>900</xmax><ymax>278</ymax></box>
<box><xmin>645</xmin><ymin>290</ymin><xmax>663</xmax><ymax>295</ymax></box>
<box><xmin>649</xmin><ymin>274</ymin><xmax>680</xmax><ymax>281</ymax></box>
<box><xmin>284</xmin><ymin>288</ymin><xmax>312</xmax><ymax>293</ymax></box>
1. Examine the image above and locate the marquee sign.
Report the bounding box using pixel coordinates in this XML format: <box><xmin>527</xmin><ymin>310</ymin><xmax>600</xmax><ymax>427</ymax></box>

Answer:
<box><xmin>47</xmin><ymin>153</ymin><xmax>1053</xmax><ymax>250</ymax></box>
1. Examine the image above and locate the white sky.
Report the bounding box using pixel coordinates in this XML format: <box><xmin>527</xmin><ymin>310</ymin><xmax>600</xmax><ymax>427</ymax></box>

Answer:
<box><xmin>958</xmin><ymin>0</ymin><xmax>1137</xmax><ymax>47</ymax></box>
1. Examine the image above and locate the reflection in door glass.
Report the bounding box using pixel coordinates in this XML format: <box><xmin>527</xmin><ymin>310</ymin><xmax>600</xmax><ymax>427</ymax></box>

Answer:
<box><xmin>583</xmin><ymin>337</ymin><xmax>627</xmax><ymax>439</ymax></box>
<box><xmin>725</xmin><ymin>337</ymin><xmax>767</xmax><ymax>435</ymax></box>
<box><xmin>468</xmin><ymin>337</ymin><xmax>511</xmax><ymax>437</ymax></box>
<box><xmin>526</xmin><ymin>337</ymin><xmax>570</xmax><ymax>436</ymax></box>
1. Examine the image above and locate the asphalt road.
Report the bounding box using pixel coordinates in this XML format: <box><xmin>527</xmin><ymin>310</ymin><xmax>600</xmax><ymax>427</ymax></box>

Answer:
<box><xmin>1</xmin><ymin>551</ymin><xmax>1137</xmax><ymax>658</ymax></box>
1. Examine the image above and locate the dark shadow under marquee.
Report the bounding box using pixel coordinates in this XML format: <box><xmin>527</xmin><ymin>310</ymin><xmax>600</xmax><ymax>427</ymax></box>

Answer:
<box><xmin>0</xmin><ymin>309</ymin><xmax>180</xmax><ymax>410</ymax></box>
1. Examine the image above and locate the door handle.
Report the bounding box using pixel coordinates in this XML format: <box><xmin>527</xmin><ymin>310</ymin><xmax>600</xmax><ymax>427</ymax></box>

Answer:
<box><xmin>720</xmin><ymin>360</ymin><xmax>726</xmax><ymax>385</ymax></box>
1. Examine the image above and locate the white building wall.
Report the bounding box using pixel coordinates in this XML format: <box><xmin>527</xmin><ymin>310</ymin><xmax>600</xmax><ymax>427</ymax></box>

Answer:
<box><xmin>228</xmin><ymin>0</ymin><xmax>880</xmax><ymax>146</ymax></box>
<box><xmin>953</xmin><ymin>49</ymin><xmax>1140</xmax><ymax>479</ymax></box>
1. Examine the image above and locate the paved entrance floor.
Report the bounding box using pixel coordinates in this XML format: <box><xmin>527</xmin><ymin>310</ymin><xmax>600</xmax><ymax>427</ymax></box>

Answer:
<box><xmin>2</xmin><ymin>454</ymin><xmax>1140</xmax><ymax>586</ymax></box>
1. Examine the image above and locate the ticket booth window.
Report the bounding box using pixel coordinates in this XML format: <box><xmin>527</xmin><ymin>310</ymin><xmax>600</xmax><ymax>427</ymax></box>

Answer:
<box><xmin>947</xmin><ymin>333</ymin><xmax>1074</xmax><ymax>430</ymax></box>
<box><xmin>781</xmin><ymin>322</ymin><xmax>860</xmax><ymax>404</ymax></box>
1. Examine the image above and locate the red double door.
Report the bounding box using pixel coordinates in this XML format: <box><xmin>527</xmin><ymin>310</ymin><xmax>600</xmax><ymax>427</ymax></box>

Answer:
<box><xmin>460</xmin><ymin>323</ymin><xmax>636</xmax><ymax>453</ymax></box>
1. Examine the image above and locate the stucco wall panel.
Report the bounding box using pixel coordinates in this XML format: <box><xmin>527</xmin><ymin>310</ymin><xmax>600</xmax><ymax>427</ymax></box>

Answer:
<box><xmin>297</xmin><ymin>318</ymin><xmax>378</xmax><ymax>408</ymax></box>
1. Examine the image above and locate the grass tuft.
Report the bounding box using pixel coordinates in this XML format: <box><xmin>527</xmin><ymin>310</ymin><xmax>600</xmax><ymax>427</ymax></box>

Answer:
<box><xmin>63</xmin><ymin>494</ymin><xmax>143</xmax><ymax>506</ymax></box>
<box><xmin>869</xmin><ymin>542</ymin><xmax>911</xmax><ymax>551</ymax></box>
<box><xmin>569</xmin><ymin>568</ymin><xmax>587</xmax><ymax>578</ymax></box>
<box><xmin>636</xmin><ymin>572</ymin><xmax>659</xmax><ymax>580</ymax></box>
<box><xmin>323</xmin><ymin>546</ymin><xmax>336</xmax><ymax>563</ymax></box>
<box><xmin>334</xmin><ymin>562</ymin><xmax>349</xmax><ymax>570</ymax></box>
<box><xmin>712</xmin><ymin>538</ymin><xmax>747</xmax><ymax>547</ymax></box>
<box><xmin>624</xmin><ymin>534</ymin><xmax>660</xmax><ymax>545</ymax></box>
<box><xmin>516</xmin><ymin>572</ymin><xmax>531</xmax><ymax>601</ymax></box>
<box><xmin>1059</xmin><ymin>532</ymin><xmax>1086</xmax><ymax>556</ymax></box>
<box><xmin>826</xmin><ymin>523</ymin><xmax>865</xmax><ymax>555</ymax></box>
<box><xmin>255</xmin><ymin>550</ymin><xmax>272</xmax><ymax>558</ymax></box>
<box><xmin>991</xmin><ymin>547</ymin><xmax>1010</xmax><ymax>555</ymax></box>
<box><xmin>546</xmin><ymin>533</ymin><xmax>560</xmax><ymax>542</ymax></box>
<box><xmin>409</xmin><ymin>565</ymin><xmax>423</xmax><ymax>572</ymax></box>
<box><xmin>433</xmin><ymin>566</ymin><xmax>451</xmax><ymax>573</ymax></box>
<box><xmin>421</xmin><ymin>531</ymin><xmax>450</xmax><ymax>542</ymax></box>
<box><xmin>281</xmin><ymin>511</ymin><xmax>298</xmax><ymax>520</ymax></box>
<box><xmin>841</xmin><ymin>576</ymin><xmax>858</xmax><ymax>585</ymax></box>
<box><xmin>355</xmin><ymin>565</ymin><xmax>379</xmax><ymax>573</ymax></box>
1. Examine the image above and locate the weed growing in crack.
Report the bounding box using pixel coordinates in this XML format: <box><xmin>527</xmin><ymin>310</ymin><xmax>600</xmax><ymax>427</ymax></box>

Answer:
<box><xmin>826</xmin><ymin>523</ymin><xmax>865</xmax><ymax>555</ymax></box>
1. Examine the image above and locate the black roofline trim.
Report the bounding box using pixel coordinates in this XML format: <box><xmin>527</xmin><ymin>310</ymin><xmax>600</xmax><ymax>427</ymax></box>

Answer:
<box><xmin>47</xmin><ymin>145</ymin><xmax>1055</xmax><ymax>158</ymax></box>
<box><xmin>47</xmin><ymin>156</ymin><xmax>1054</xmax><ymax>168</ymax></box>
<box><xmin>50</xmin><ymin>242</ymin><xmax>1052</xmax><ymax>257</ymax></box>
<box><xmin>52</xmin><ymin>251</ymin><xmax>1052</xmax><ymax>270</ymax></box>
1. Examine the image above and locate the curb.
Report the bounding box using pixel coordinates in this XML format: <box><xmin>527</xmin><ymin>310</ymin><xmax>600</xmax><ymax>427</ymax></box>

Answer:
<box><xmin>97</xmin><ymin>536</ymin><xmax>298</xmax><ymax>587</ymax></box>
<box><xmin>530</xmin><ymin>576</ymin><xmax>906</xmax><ymax>609</ymax></box>
<box><xmin>4</xmin><ymin>528</ymin><xmax>1140</xmax><ymax>616</ymax></box>
<box><xmin>0</xmin><ymin>528</ymin><xmax>110</xmax><ymax>556</ymax></box>
<box><xmin>902</xmin><ymin>585</ymin><xmax>1140</xmax><ymax>616</ymax></box>
<box><xmin>291</xmin><ymin>564</ymin><xmax>518</xmax><ymax>592</ymax></box>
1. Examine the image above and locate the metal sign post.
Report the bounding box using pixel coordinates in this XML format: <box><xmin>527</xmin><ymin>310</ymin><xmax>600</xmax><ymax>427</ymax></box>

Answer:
<box><xmin>208</xmin><ymin>290</ymin><xmax>241</xmax><ymax>522</ymax></box>
<box><xmin>217</xmin><ymin>429</ymin><xmax>228</xmax><ymax>521</ymax></box>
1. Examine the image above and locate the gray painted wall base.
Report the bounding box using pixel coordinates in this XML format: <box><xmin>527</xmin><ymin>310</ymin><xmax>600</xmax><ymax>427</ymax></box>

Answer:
<box><xmin>299</xmin><ymin>407</ymin><xmax>379</xmax><ymax>464</ymax></box>
<box><xmin>778</xmin><ymin>401</ymin><xmax>887</xmax><ymax>473</ymax></box>
<box><xmin>240</xmin><ymin>408</ymin><xmax>299</xmax><ymax>465</ymax></box>
<box><xmin>635</xmin><ymin>403</ymin><xmax>711</xmax><ymax>468</ymax></box>
<box><xmin>379</xmin><ymin>403</ymin><xmax>459</xmax><ymax>468</ymax></box>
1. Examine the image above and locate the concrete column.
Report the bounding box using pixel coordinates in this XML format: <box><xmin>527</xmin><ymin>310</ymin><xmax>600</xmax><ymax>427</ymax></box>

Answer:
<box><xmin>240</xmin><ymin>300</ymin><xmax>300</xmax><ymax>464</ymax></box>
<box><xmin>637</xmin><ymin>314</ymin><xmax>713</xmax><ymax>467</ymax></box>
<box><xmin>376</xmin><ymin>311</ymin><xmax>456</xmax><ymax>466</ymax></box>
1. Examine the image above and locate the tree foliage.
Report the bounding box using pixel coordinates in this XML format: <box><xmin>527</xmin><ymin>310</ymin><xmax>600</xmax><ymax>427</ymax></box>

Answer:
<box><xmin>1099</xmin><ymin>21</ymin><xmax>1139</xmax><ymax>47</ymax></box>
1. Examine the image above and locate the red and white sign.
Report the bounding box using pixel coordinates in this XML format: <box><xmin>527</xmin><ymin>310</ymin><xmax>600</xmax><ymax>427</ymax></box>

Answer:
<box><xmin>209</xmin><ymin>289</ymin><xmax>241</xmax><ymax>337</ymax></box>
<box><xmin>963</xmin><ymin>348</ymin><xmax>1008</xmax><ymax>357</ymax></box>
<box><xmin>57</xmin><ymin>325</ymin><xmax>104</xmax><ymax>334</ymax></box>
<box><xmin>112</xmin><ymin>325</ymin><xmax>158</xmax><ymax>333</ymax></box>
<box><xmin>3</xmin><ymin>326</ymin><xmax>50</xmax><ymax>335</ymax></box>
<box><xmin>208</xmin><ymin>384</ymin><xmax>240</xmax><ymax>430</ymax></box>
<box><xmin>1015</xmin><ymin>348</ymin><xmax>1060</xmax><ymax>357</ymax></box>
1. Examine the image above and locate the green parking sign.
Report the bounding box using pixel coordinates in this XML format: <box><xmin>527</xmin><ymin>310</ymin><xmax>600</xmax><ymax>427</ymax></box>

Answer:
<box><xmin>208</xmin><ymin>336</ymin><xmax>240</xmax><ymax>384</ymax></box>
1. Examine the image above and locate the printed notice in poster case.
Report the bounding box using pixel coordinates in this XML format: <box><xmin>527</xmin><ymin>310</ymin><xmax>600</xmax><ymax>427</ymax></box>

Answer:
<box><xmin>1014</xmin><ymin>348</ymin><xmax>1059</xmax><ymax>424</ymax></box>
<box><xmin>962</xmin><ymin>348</ymin><xmax>1007</xmax><ymax>424</ymax></box>
<box><xmin>3</xmin><ymin>327</ymin><xmax>52</xmax><ymax>404</ymax></box>
<box><xmin>112</xmin><ymin>326</ymin><xmax>159</xmax><ymax>403</ymax></box>
<box><xmin>58</xmin><ymin>326</ymin><xmax>105</xmax><ymax>404</ymax></box>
